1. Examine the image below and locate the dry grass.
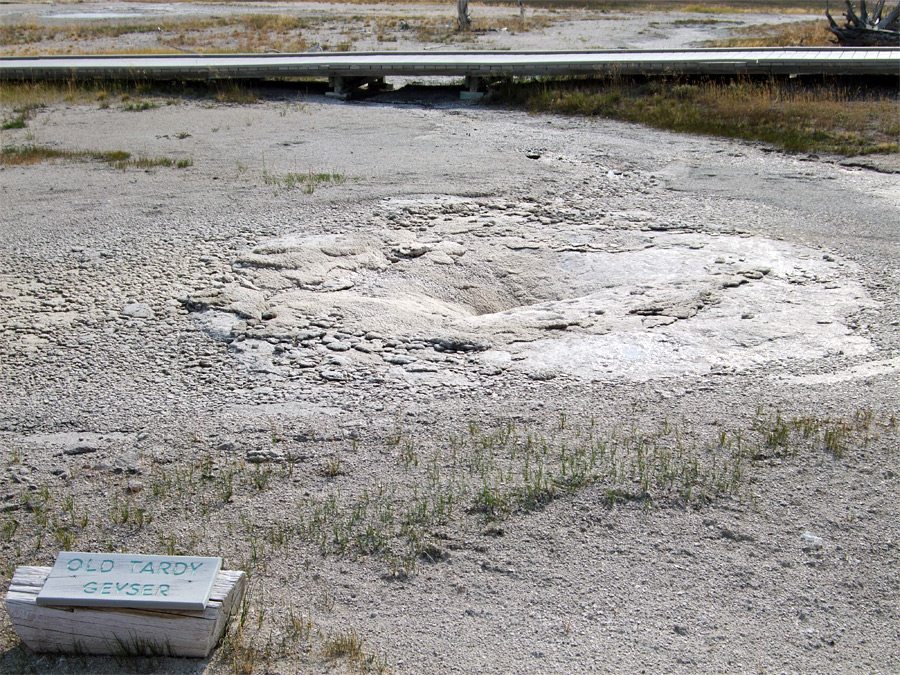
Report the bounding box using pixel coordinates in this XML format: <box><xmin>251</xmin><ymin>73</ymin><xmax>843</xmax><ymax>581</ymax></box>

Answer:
<box><xmin>365</xmin><ymin>14</ymin><xmax>553</xmax><ymax>44</ymax></box>
<box><xmin>0</xmin><ymin>81</ymin><xmax>105</xmax><ymax>108</ymax></box>
<box><xmin>495</xmin><ymin>76</ymin><xmax>900</xmax><ymax>156</ymax></box>
<box><xmin>1</xmin><ymin>18</ymin><xmax>226</xmax><ymax>46</ymax></box>
<box><xmin>0</xmin><ymin>145</ymin><xmax>193</xmax><ymax>170</ymax></box>
<box><xmin>711</xmin><ymin>19</ymin><xmax>835</xmax><ymax>46</ymax></box>
<box><xmin>0</xmin><ymin>9</ymin><xmax>557</xmax><ymax>55</ymax></box>
<box><xmin>0</xmin><ymin>15</ymin><xmax>313</xmax><ymax>56</ymax></box>
<box><xmin>0</xmin><ymin>80</ymin><xmax>264</xmax><ymax>110</ymax></box>
<box><xmin>498</xmin><ymin>0</ymin><xmax>824</xmax><ymax>13</ymax></box>
<box><xmin>243</xmin><ymin>0</ymin><xmax>825</xmax><ymax>12</ymax></box>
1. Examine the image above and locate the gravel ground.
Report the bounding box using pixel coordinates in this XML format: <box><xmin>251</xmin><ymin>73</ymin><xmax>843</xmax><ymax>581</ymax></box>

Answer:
<box><xmin>1</xmin><ymin>3</ymin><xmax>899</xmax><ymax>674</ymax></box>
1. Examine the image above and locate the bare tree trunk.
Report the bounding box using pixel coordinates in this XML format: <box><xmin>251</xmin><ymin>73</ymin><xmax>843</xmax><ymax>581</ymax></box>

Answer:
<box><xmin>458</xmin><ymin>0</ymin><xmax>471</xmax><ymax>31</ymax></box>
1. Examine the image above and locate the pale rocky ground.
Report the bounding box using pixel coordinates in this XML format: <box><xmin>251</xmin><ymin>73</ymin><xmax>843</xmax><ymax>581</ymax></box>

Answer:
<box><xmin>1</xmin><ymin>2</ymin><xmax>899</xmax><ymax>674</ymax></box>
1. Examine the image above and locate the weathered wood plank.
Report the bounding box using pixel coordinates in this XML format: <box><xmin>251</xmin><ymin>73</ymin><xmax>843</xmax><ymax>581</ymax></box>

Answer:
<box><xmin>5</xmin><ymin>566</ymin><xmax>246</xmax><ymax>658</ymax></box>
<box><xmin>36</xmin><ymin>553</ymin><xmax>222</xmax><ymax>611</ymax></box>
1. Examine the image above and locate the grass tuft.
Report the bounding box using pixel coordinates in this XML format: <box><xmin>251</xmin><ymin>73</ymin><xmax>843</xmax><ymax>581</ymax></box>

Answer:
<box><xmin>263</xmin><ymin>169</ymin><xmax>346</xmax><ymax>193</ymax></box>
<box><xmin>1</xmin><ymin>114</ymin><xmax>28</xmax><ymax>130</ymax></box>
<box><xmin>322</xmin><ymin>628</ymin><xmax>389</xmax><ymax>672</ymax></box>
<box><xmin>1</xmin><ymin>103</ymin><xmax>41</xmax><ymax>130</ymax></box>
<box><xmin>322</xmin><ymin>628</ymin><xmax>364</xmax><ymax>660</ymax></box>
<box><xmin>215</xmin><ymin>81</ymin><xmax>260</xmax><ymax>104</ymax></box>
<box><xmin>120</xmin><ymin>101</ymin><xmax>160</xmax><ymax>112</ymax></box>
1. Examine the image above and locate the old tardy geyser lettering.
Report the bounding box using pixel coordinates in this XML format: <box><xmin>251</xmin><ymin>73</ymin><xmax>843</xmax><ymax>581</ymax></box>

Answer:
<box><xmin>35</xmin><ymin>552</ymin><xmax>222</xmax><ymax>610</ymax></box>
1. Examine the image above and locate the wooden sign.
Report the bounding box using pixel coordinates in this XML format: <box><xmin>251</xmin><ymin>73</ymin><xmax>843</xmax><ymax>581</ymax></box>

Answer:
<box><xmin>7</xmin><ymin>565</ymin><xmax>246</xmax><ymax>657</ymax></box>
<box><xmin>35</xmin><ymin>552</ymin><xmax>222</xmax><ymax>611</ymax></box>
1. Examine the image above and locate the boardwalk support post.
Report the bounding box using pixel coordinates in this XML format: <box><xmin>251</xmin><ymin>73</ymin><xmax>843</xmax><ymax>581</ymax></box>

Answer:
<box><xmin>327</xmin><ymin>75</ymin><xmax>391</xmax><ymax>100</ymax></box>
<box><xmin>460</xmin><ymin>75</ymin><xmax>484</xmax><ymax>100</ymax></box>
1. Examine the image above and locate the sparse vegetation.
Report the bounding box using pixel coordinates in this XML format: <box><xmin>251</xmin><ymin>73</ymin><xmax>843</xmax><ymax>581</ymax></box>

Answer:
<box><xmin>0</xmin><ymin>79</ymin><xmax>264</xmax><ymax>111</ymax></box>
<box><xmin>6</xmin><ymin>74</ymin><xmax>891</xmax><ymax>157</ymax></box>
<box><xmin>0</xmin><ymin>10</ymin><xmax>557</xmax><ymax>56</ymax></box>
<box><xmin>120</xmin><ymin>100</ymin><xmax>160</xmax><ymax>112</ymax></box>
<box><xmin>710</xmin><ymin>19</ymin><xmax>834</xmax><ymax>46</ymax></box>
<box><xmin>0</xmin><ymin>407</ymin><xmax>896</xmax><ymax>669</ymax></box>
<box><xmin>0</xmin><ymin>15</ymin><xmax>313</xmax><ymax>56</ymax></box>
<box><xmin>262</xmin><ymin>168</ymin><xmax>347</xmax><ymax>193</ymax></box>
<box><xmin>1</xmin><ymin>409</ymin><xmax>894</xmax><ymax>581</ymax></box>
<box><xmin>492</xmin><ymin>76</ymin><xmax>900</xmax><ymax>155</ymax></box>
<box><xmin>0</xmin><ymin>103</ymin><xmax>40</xmax><ymax>130</ymax></box>
<box><xmin>1</xmin><ymin>113</ymin><xmax>28</xmax><ymax>130</ymax></box>
<box><xmin>369</xmin><ymin>13</ymin><xmax>553</xmax><ymax>43</ymax></box>
<box><xmin>0</xmin><ymin>80</ymin><xmax>185</xmax><ymax>110</ymax></box>
<box><xmin>0</xmin><ymin>145</ymin><xmax>193</xmax><ymax>170</ymax></box>
<box><xmin>216</xmin><ymin>81</ymin><xmax>260</xmax><ymax>105</ymax></box>
<box><xmin>218</xmin><ymin>594</ymin><xmax>388</xmax><ymax>674</ymax></box>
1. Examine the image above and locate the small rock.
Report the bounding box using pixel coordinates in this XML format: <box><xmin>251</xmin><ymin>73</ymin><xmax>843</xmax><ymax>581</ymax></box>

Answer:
<box><xmin>721</xmin><ymin>276</ymin><xmax>749</xmax><ymax>288</ymax></box>
<box><xmin>319</xmin><ymin>279</ymin><xmax>355</xmax><ymax>292</ymax></box>
<box><xmin>320</xmin><ymin>369</ymin><xmax>346</xmax><ymax>382</ymax></box>
<box><xmin>295</xmin><ymin>329</ymin><xmax>326</xmax><ymax>341</ymax></box>
<box><xmin>429</xmin><ymin>251</ymin><xmax>455</xmax><ymax>265</ymax></box>
<box><xmin>385</xmin><ymin>354</ymin><xmax>415</xmax><ymax>365</ymax></box>
<box><xmin>801</xmin><ymin>532</ymin><xmax>824</xmax><ymax>550</ymax></box>
<box><xmin>112</xmin><ymin>452</ymin><xmax>142</xmax><ymax>475</ymax></box>
<box><xmin>64</xmin><ymin>442</ymin><xmax>99</xmax><ymax>456</ymax></box>
<box><xmin>10</xmin><ymin>471</ymin><xmax>32</xmax><ymax>485</ymax></box>
<box><xmin>418</xmin><ymin>543</ymin><xmax>449</xmax><ymax>562</ymax></box>
<box><xmin>121</xmin><ymin>302</ymin><xmax>153</xmax><ymax>319</ymax></box>
<box><xmin>247</xmin><ymin>447</ymin><xmax>285</xmax><ymax>464</ymax></box>
<box><xmin>406</xmin><ymin>363</ymin><xmax>438</xmax><ymax>373</ymax></box>
<box><xmin>719</xmin><ymin>527</ymin><xmax>753</xmax><ymax>543</ymax></box>
<box><xmin>390</xmin><ymin>243</ymin><xmax>432</xmax><ymax>260</ymax></box>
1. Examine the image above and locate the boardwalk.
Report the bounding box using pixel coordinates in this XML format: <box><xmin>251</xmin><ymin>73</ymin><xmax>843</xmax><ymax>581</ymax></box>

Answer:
<box><xmin>3</xmin><ymin>48</ymin><xmax>898</xmax><ymax>83</ymax></box>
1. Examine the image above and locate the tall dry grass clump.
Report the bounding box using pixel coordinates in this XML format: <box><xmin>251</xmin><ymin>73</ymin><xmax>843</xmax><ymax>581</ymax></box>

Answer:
<box><xmin>712</xmin><ymin>19</ymin><xmax>835</xmax><ymax>46</ymax></box>
<box><xmin>502</xmin><ymin>76</ymin><xmax>899</xmax><ymax>156</ymax></box>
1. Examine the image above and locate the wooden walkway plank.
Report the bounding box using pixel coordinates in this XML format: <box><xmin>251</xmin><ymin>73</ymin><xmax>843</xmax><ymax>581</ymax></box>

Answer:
<box><xmin>1</xmin><ymin>49</ymin><xmax>898</xmax><ymax>82</ymax></box>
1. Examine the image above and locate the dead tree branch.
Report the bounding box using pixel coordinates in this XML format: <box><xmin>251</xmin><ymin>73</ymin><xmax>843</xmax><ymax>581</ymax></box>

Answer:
<box><xmin>826</xmin><ymin>0</ymin><xmax>900</xmax><ymax>45</ymax></box>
